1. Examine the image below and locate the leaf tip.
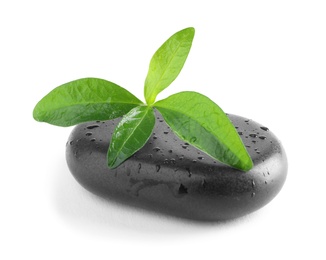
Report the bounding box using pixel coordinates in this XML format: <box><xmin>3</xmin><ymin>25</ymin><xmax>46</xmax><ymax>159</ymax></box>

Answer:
<box><xmin>188</xmin><ymin>27</ymin><xmax>195</xmax><ymax>34</ymax></box>
<box><xmin>32</xmin><ymin>104</ymin><xmax>42</xmax><ymax>122</ymax></box>
<box><xmin>182</xmin><ymin>26</ymin><xmax>195</xmax><ymax>32</ymax></box>
<box><xmin>107</xmin><ymin>162</ymin><xmax>117</xmax><ymax>170</ymax></box>
<box><xmin>240</xmin><ymin>156</ymin><xmax>254</xmax><ymax>172</ymax></box>
<box><xmin>107</xmin><ymin>151</ymin><xmax>118</xmax><ymax>169</ymax></box>
<box><xmin>181</xmin><ymin>27</ymin><xmax>195</xmax><ymax>39</ymax></box>
<box><xmin>107</xmin><ymin>159</ymin><xmax>118</xmax><ymax>170</ymax></box>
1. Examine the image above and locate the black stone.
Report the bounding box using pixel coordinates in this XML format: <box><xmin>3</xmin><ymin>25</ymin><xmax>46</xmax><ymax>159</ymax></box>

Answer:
<box><xmin>66</xmin><ymin>112</ymin><xmax>287</xmax><ymax>221</ymax></box>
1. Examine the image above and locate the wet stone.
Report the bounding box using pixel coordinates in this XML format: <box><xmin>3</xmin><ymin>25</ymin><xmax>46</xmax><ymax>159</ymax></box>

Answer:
<box><xmin>66</xmin><ymin>112</ymin><xmax>287</xmax><ymax>221</ymax></box>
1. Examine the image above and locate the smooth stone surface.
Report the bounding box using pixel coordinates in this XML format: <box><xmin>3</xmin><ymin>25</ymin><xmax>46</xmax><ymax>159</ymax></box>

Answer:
<box><xmin>66</xmin><ymin>112</ymin><xmax>287</xmax><ymax>221</ymax></box>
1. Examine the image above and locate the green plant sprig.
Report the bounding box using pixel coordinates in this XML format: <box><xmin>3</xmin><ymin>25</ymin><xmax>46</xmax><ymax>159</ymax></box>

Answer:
<box><xmin>33</xmin><ymin>27</ymin><xmax>253</xmax><ymax>171</ymax></box>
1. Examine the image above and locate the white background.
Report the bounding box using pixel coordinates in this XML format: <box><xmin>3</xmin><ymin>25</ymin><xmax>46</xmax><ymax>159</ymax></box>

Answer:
<box><xmin>1</xmin><ymin>1</ymin><xmax>325</xmax><ymax>259</ymax></box>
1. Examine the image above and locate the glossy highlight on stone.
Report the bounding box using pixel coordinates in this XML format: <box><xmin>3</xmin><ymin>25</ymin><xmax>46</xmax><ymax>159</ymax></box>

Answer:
<box><xmin>66</xmin><ymin>112</ymin><xmax>287</xmax><ymax>221</ymax></box>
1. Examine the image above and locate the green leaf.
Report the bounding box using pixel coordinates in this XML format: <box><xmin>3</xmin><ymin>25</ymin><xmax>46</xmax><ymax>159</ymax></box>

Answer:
<box><xmin>154</xmin><ymin>92</ymin><xmax>253</xmax><ymax>171</ymax></box>
<box><xmin>108</xmin><ymin>106</ymin><xmax>155</xmax><ymax>168</ymax></box>
<box><xmin>144</xmin><ymin>27</ymin><xmax>195</xmax><ymax>105</ymax></box>
<box><xmin>33</xmin><ymin>78</ymin><xmax>143</xmax><ymax>126</ymax></box>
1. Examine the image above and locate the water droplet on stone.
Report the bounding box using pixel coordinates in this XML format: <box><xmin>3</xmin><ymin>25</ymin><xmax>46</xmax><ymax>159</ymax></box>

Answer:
<box><xmin>198</xmin><ymin>156</ymin><xmax>204</xmax><ymax>160</ymax></box>
<box><xmin>252</xmin><ymin>180</ymin><xmax>256</xmax><ymax>188</ymax></box>
<box><xmin>178</xmin><ymin>184</ymin><xmax>188</xmax><ymax>195</ymax></box>
<box><xmin>90</xmin><ymin>138</ymin><xmax>96</xmax><ymax>142</ymax></box>
<box><xmin>138</xmin><ymin>163</ymin><xmax>141</xmax><ymax>173</ymax></box>
<box><xmin>259</xmin><ymin>136</ymin><xmax>266</xmax><ymax>140</ymax></box>
<box><xmin>86</xmin><ymin>124</ymin><xmax>99</xmax><ymax>129</ymax></box>
<box><xmin>153</xmin><ymin>147</ymin><xmax>161</xmax><ymax>152</ymax></box>
<box><xmin>86</xmin><ymin>132</ymin><xmax>92</xmax><ymax>136</ymax></box>
<box><xmin>260</xmin><ymin>126</ymin><xmax>269</xmax><ymax>131</ymax></box>
<box><xmin>251</xmin><ymin>192</ymin><xmax>256</xmax><ymax>198</ymax></box>
<box><xmin>249</xmin><ymin>133</ymin><xmax>257</xmax><ymax>138</ymax></box>
<box><xmin>238</xmin><ymin>131</ymin><xmax>243</xmax><ymax>135</ymax></box>
<box><xmin>186</xmin><ymin>167</ymin><xmax>191</xmax><ymax>177</ymax></box>
<box><xmin>168</xmin><ymin>149</ymin><xmax>173</xmax><ymax>153</ymax></box>
<box><xmin>153</xmin><ymin>136</ymin><xmax>157</xmax><ymax>139</ymax></box>
<box><xmin>164</xmin><ymin>131</ymin><xmax>169</xmax><ymax>134</ymax></box>
<box><xmin>202</xmin><ymin>179</ymin><xmax>207</xmax><ymax>188</ymax></box>
<box><xmin>69</xmin><ymin>141</ymin><xmax>74</xmax><ymax>145</ymax></box>
<box><xmin>156</xmin><ymin>165</ymin><xmax>160</xmax><ymax>172</ymax></box>
<box><xmin>192</xmin><ymin>160</ymin><xmax>197</xmax><ymax>163</ymax></box>
<box><xmin>245</xmin><ymin>119</ymin><xmax>250</xmax><ymax>123</ymax></box>
<box><xmin>181</xmin><ymin>145</ymin><xmax>188</xmax><ymax>149</ymax></box>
